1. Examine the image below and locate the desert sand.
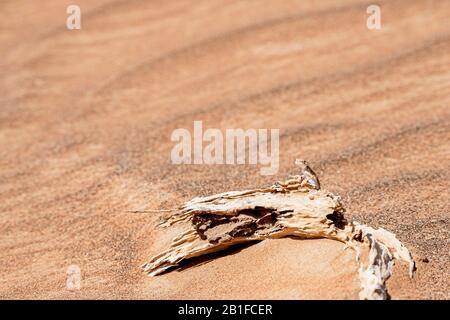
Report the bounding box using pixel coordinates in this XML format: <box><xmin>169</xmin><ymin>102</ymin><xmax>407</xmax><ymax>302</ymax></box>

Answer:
<box><xmin>0</xmin><ymin>0</ymin><xmax>449</xmax><ymax>299</ymax></box>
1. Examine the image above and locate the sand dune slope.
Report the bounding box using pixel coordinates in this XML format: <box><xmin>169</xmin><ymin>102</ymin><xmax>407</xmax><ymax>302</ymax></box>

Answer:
<box><xmin>0</xmin><ymin>0</ymin><xmax>449</xmax><ymax>299</ymax></box>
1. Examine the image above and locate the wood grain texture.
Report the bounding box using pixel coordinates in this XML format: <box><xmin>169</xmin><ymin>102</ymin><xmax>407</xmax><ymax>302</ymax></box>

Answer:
<box><xmin>0</xmin><ymin>0</ymin><xmax>448</xmax><ymax>299</ymax></box>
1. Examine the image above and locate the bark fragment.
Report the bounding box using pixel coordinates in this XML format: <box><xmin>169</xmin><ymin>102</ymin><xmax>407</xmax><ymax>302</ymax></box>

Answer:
<box><xmin>142</xmin><ymin>160</ymin><xmax>415</xmax><ymax>300</ymax></box>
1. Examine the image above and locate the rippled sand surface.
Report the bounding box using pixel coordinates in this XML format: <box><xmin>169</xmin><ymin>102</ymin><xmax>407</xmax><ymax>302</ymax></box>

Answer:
<box><xmin>0</xmin><ymin>0</ymin><xmax>448</xmax><ymax>299</ymax></box>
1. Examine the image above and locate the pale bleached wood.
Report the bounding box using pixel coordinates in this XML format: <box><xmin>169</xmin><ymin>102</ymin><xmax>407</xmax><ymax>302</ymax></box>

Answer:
<box><xmin>143</xmin><ymin>160</ymin><xmax>415</xmax><ymax>300</ymax></box>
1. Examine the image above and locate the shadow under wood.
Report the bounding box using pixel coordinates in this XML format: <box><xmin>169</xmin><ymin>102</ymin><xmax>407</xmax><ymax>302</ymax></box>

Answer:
<box><xmin>157</xmin><ymin>240</ymin><xmax>261</xmax><ymax>275</ymax></box>
<box><xmin>153</xmin><ymin>236</ymin><xmax>334</xmax><ymax>276</ymax></box>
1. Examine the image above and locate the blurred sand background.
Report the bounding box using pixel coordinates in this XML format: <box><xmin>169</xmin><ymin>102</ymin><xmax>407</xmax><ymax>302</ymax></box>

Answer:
<box><xmin>0</xmin><ymin>0</ymin><xmax>449</xmax><ymax>299</ymax></box>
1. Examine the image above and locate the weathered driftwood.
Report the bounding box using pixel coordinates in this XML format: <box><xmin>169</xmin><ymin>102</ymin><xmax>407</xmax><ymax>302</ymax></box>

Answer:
<box><xmin>142</xmin><ymin>160</ymin><xmax>415</xmax><ymax>300</ymax></box>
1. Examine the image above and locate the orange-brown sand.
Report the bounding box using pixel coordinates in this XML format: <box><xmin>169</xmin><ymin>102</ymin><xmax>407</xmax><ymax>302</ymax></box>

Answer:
<box><xmin>0</xmin><ymin>0</ymin><xmax>449</xmax><ymax>299</ymax></box>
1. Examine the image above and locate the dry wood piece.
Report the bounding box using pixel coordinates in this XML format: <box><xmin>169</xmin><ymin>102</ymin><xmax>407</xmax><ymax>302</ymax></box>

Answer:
<box><xmin>142</xmin><ymin>160</ymin><xmax>415</xmax><ymax>300</ymax></box>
